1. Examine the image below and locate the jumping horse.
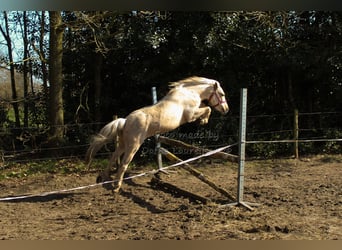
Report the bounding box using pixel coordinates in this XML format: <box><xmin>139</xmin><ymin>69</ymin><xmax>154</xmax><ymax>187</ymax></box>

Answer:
<box><xmin>85</xmin><ymin>76</ymin><xmax>229</xmax><ymax>192</ymax></box>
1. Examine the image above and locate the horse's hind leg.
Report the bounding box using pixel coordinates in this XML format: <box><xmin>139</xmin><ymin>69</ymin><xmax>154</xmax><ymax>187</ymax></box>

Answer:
<box><xmin>97</xmin><ymin>145</ymin><xmax>124</xmax><ymax>184</ymax></box>
<box><xmin>113</xmin><ymin>143</ymin><xmax>141</xmax><ymax>193</ymax></box>
<box><xmin>108</xmin><ymin>144</ymin><xmax>125</xmax><ymax>173</ymax></box>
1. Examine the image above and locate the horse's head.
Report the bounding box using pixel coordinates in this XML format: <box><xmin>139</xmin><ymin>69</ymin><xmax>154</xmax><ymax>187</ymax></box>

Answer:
<box><xmin>208</xmin><ymin>81</ymin><xmax>229</xmax><ymax>115</ymax></box>
<box><xmin>171</xmin><ymin>76</ymin><xmax>229</xmax><ymax>115</ymax></box>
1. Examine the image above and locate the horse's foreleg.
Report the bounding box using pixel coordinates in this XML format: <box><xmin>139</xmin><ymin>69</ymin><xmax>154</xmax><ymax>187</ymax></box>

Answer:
<box><xmin>194</xmin><ymin>106</ymin><xmax>212</xmax><ymax>125</ymax></box>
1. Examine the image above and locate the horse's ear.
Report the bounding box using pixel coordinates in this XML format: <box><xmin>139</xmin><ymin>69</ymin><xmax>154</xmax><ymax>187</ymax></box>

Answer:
<box><xmin>214</xmin><ymin>81</ymin><xmax>218</xmax><ymax>90</ymax></box>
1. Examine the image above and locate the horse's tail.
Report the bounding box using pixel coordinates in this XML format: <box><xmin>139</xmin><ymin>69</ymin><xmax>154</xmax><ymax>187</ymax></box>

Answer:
<box><xmin>85</xmin><ymin>118</ymin><xmax>126</xmax><ymax>166</ymax></box>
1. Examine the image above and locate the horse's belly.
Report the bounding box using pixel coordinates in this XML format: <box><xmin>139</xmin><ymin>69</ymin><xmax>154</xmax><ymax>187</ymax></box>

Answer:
<box><xmin>157</xmin><ymin>111</ymin><xmax>184</xmax><ymax>133</ymax></box>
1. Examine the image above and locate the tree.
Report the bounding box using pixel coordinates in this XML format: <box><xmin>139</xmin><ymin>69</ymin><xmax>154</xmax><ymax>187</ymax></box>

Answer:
<box><xmin>0</xmin><ymin>11</ymin><xmax>21</xmax><ymax>128</ymax></box>
<box><xmin>48</xmin><ymin>11</ymin><xmax>64</xmax><ymax>144</ymax></box>
<box><xmin>22</xmin><ymin>11</ymin><xmax>29</xmax><ymax>128</ymax></box>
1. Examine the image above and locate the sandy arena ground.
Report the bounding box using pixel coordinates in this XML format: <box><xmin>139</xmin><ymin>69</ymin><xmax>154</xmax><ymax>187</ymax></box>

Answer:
<box><xmin>0</xmin><ymin>155</ymin><xmax>341</xmax><ymax>239</ymax></box>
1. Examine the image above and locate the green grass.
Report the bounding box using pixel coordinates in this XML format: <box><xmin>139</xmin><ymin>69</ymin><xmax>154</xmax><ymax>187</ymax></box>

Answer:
<box><xmin>0</xmin><ymin>159</ymin><xmax>89</xmax><ymax>180</ymax></box>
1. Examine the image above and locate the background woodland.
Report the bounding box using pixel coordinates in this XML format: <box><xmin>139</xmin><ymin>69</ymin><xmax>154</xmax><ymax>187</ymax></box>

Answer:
<box><xmin>1</xmin><ymin>11</ymin><xmax>341</xmax><ymax>161</ymax></box>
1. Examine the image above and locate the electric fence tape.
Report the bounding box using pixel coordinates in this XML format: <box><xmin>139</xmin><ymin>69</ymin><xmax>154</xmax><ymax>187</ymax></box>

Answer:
<box><xmin>0</xmin><ymin>143</ymin><xmax>237</xmax><ymax>202</ymax></box>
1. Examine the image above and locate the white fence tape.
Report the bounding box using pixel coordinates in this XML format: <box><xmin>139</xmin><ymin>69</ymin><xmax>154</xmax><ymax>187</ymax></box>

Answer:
<box><xmin>246</xmin><ymin>138</ymin><xmax>342</xmax><ymax>144</ymax></box>
<box><xmin>0</xmin><ymin>143</ymin><xmax>237</xmax><ymax>202</ymax></box>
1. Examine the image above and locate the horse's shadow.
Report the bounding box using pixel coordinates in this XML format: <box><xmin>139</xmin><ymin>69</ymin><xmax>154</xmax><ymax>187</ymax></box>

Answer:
<box><xmin>118</xmin><ymin>177</ymin><xmax>187</xmax><ymax>214</ymax></box>
<box><xmin>119</xmin><ymin>189</ymin><xmax>169</xmax><ymax>214</ymax></box>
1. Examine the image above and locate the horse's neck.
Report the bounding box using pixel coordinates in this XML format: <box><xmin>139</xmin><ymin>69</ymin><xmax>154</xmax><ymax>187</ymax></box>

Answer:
<box><xmin>185</xmin><ymin>85</ymin><xmax>212</xmax><ymax>101</ymax></box>
<box><xmin>165</xmin><ymin>84</ymin><xmax>213</xmax><ymax>103</ymax></box>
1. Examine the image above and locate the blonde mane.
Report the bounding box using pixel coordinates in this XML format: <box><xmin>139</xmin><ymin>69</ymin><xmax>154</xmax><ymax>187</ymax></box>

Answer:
<box><xmin>169</xmin><ymin>76</ymin><xmax>216</xmax><ymax>89</ymax></box>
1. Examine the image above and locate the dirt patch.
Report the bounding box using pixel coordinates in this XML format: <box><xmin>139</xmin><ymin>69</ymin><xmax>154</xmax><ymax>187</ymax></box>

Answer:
<box><xmin>0</xmin><ymin>155</ymin><xmax>341</xmax><ymax>239</ymax></box>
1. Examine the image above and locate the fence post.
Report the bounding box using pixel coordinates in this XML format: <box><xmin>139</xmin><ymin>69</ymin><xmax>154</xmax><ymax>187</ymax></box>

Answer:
<box><xmin>151</xmin><ymin>87</ymin><xmax>163</xmax><ymax>170</ymax></box>
<box><xmin>293</xmin><ymin>109</ymin><xmax>299</xmax><ymax>159</ymax></box>
<box><xmin>237</xmin><ymin>88</ymin><xmax>247</xmax><ymax>203</ymax></box>
<box><xmin>224</xmin><ymin>88</ymin><xmax>260</xmax><ymax>210</ymax></box>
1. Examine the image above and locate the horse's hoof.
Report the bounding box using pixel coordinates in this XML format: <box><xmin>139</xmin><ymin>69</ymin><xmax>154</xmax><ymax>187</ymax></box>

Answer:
<box><xmin>113</xmin><ymin>186</ymin><xmax>121</xmax><ymax>193</ymax></box>
<box><xmin>200</xmin><ymin>119</ymin><xmax>208</xmax><ymax>125</ymax></box>
<box><xmin>112</xmin><ymin>191</ymin><xmax>120</xmax><ymax>202</ymax></box>
<box><xmin>96</xmin><ymin>175</ymin><xmax>102</xmax><ymax>183</ymax></box>
<box><xmin>97</xmin><ymin>170</ymin><xmax>111</xmax><ymax>183</ymax></box>
<box><xmin>96</xmin><ymin>172</ymin><xmax>115</xmax><ymax>190</ymax></box>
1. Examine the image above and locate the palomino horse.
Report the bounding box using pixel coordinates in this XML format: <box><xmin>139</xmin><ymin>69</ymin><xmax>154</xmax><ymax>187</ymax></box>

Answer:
<box><xmin>85</xmin><ymin>76</ymin><xmax>229</xmax><ymax>192</ymax></box>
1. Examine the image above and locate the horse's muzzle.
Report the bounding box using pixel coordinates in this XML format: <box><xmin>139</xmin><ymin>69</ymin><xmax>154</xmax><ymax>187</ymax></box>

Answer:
<box><xmin>220</xmin><ymin>103</ymin><xmax>229</xmax><ymax>115</ymax></box>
